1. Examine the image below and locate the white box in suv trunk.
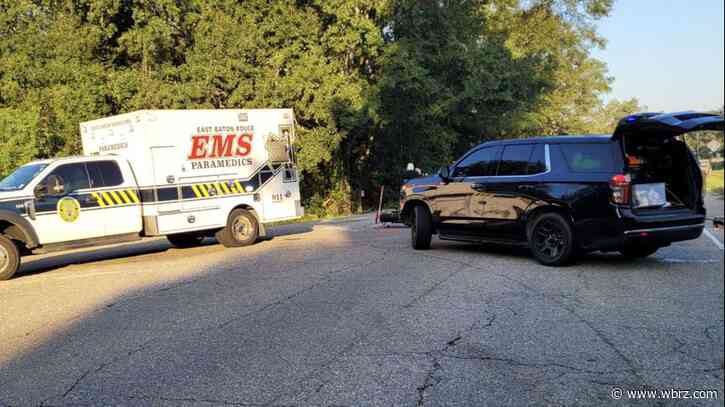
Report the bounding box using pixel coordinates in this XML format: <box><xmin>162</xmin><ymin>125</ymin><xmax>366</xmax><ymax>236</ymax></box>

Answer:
<box><xmin>632</xmin><ymin>182</ymin><xmax>667</xmax><ymax>208</ymax></box>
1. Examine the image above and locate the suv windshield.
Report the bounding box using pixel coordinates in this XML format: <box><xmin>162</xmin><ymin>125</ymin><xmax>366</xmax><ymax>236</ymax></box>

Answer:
<box><xmin>0</xmin><ymin>163</ymin><xmax>48</xmax><ymax>191</ymax></box>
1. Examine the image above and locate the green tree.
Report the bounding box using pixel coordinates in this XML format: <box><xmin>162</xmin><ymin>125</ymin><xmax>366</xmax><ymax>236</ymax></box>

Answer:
<box><xmin>1</xmin><ymin>0</ymin><xmax>631</xmax><ymax>216</ymax></box>
<box><xmin>587</xmin><ymin>98</ymin><xmax>643</xmax><ymax>134</ymax></box>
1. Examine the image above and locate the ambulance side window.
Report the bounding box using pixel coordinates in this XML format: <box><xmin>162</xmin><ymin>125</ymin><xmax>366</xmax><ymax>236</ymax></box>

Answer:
<box><xmin>45</xmin><ymin>164</ymin><xmax>90</xmax><ymax>195</ymax></box>
<box><xmin>87</xmin><ymin>161</ymin><xmax>124</xmax><ymax>188</ymax></box>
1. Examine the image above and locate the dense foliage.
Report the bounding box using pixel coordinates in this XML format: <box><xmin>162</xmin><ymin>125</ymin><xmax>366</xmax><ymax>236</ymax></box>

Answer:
<box><xmin>1</xmin><ymin>0</ymin><xmax>646</xmax><ymax>214</ymax></box>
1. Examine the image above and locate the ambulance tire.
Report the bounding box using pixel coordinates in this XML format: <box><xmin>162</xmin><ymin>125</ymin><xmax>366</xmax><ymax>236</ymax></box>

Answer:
<box><xmin>216</xmin><ymin>209</ymin><xmax>259</xmax><ymax>248</ymax></box>
<box><xmin>0</xmin><ymin>235</ymin><xmax>21</xmax><ymax>281</ymax></box>
<box><xmin>166</xmin><ymin>233</ymin><xmax>205</xmax><ymax>248</ymax></box>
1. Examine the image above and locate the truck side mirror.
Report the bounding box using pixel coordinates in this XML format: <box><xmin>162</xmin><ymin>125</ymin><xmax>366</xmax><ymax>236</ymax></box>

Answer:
<box><xmin>37</xmin><ymin>175</ymin><xmax>64</xmax><ymax>197</ymax></box>
<box><xmin>438</xmin><ymin>165</ymin><xmax>451</xmax><ymax>181</ymax></box>
<box><xmin>33</xmin><ymin>183</ymin><xmax>47</xmax><ymax>198</ymax></box>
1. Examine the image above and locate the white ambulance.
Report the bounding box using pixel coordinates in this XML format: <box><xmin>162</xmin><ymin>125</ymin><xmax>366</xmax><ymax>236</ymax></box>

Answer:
<box><xmin>0</xmin><ymin>109</ymin><xmax>304</xmax><ymax>280</ymax></box>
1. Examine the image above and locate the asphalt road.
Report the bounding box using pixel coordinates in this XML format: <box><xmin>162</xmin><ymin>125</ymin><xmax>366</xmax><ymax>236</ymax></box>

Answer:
<box><xmin>1</xmin><ymin>213</ymin><xmax>723</xmax><ymax>406</ymax></box>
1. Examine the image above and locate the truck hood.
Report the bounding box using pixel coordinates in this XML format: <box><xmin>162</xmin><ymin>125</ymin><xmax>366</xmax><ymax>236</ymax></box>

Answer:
<box><xmin>613</xmin><ymin>112</ymin><xmax>724</xmax><ymax>140</ymax></box>
<box><xmin>0</xmin><ymin>190</ymin><xmax>27</xmax><ymax>202</ymax></box>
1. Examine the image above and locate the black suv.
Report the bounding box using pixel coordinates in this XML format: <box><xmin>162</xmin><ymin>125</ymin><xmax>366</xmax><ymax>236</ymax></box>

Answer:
<box><xmin>399</xmin><ymin>112</ymin><xmax>723</xmax><ymax>266</ymax></box>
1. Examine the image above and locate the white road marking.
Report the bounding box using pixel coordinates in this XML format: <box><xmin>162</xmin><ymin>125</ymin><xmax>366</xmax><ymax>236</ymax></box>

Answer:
<box><xmin>703</xmin><ymin>228</ymin><xmax>724</xmax><ymax>250</ymax></box>
<box><xmin>659</xmin><ymin>258</ymin><xmax>720</xmax><ymax>264</ymax></box>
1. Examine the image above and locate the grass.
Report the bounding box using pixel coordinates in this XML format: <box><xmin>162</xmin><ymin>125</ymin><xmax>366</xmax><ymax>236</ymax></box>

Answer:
<box><xmin>265</xmin><ymin>214</ymin><xmax>325</xmax><ymax>226</ymax></box>
<box><xmin>705</xmin><ymin>169</ymin><xmax>723</xmax><ymax>197</ymax></box>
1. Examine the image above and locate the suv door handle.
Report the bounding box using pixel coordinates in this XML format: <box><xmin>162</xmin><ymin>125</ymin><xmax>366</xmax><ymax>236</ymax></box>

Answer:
<box><xmin>517</xmin><ymin>185</ymin><xmax>533</xmax><ymax>191</ymax></box>
<box><xmin>471</xmin><ymin>183</ymin><xmax>488</xmax><ymax>192</ymax></box>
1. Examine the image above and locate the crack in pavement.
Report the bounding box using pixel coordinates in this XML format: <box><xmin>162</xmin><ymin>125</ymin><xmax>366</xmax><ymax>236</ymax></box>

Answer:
<box><xmin>415</xmin><ymin>314</ymin><xmax>497</xmax><ymax>406</ymax></box>
<box><xmin>216</xmin><ymin>256</ymin><xmax>384</xmax><ymax>330</ymax></box>
<box><xmin>43</xmin><ymin>337</ymin><xmax>157</xmax><ymax>404</ymax></box>
<box><xmin>45</xmin><ymin>241</ymin><xmax>391</xmax><ymax>407</ymax></box>
<box><xmin>408</xmin><ymin>250</ymin><xmax>651</xmax><ymax>386</ymax></box>
<box><xmin>402</xmin><ymin>263</ymin><xmax>468</xmax><ymax>309</ymax></box>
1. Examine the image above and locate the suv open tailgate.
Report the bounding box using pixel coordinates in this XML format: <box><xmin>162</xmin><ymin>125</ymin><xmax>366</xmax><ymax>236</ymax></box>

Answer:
<box><xmin>613</xmin><ymin>112</ymin><xmax>724</xmax><ymax>139</ymax></box>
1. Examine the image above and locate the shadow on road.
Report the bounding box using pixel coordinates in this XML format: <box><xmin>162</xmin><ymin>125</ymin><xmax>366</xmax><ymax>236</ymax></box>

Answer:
<box><xmin>16</xmin><ymin>239</ymin><xmax>175</xmax><ymax>279</ymax></box>
<box><xmin>15</xmin><ymin>223</ymin><xmax>316</xmax><ymax>280</ymax></box>
<box><xmin>433</xmin><ymin>239</ymin><xmax>694</xmax><ymax>267</ymax></box>
<box><xmin>0</xmin><ymin>221</ymin><xmax>349</xmax><ymax>406</ymax></box>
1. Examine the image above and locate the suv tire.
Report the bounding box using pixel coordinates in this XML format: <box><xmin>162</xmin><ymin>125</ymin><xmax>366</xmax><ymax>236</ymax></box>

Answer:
<box><xmin>411</xmin><ymin>205</ymin><xmax>432</xmax><ymax>250</ymax></box>
<box><xmin>619</xmin><ymin>244</ymin><xmax>658</xmax><ymax>259</ymax></box>
<box><xmin>0</xmin><ymin>235</ymin><xmax>21</xmax><ymax>281</ymax></box>
<box><xmin>167</xmin><ymin>233</ymin><xmax>205</xmax><ymax>248</ymax></box>
<box><xmin>528</xmin><ymin>213</ymin><xmax>575</xmax><ymax>266</ymax></box>
<box><xmin>216</xmin><ymin>209</ymin><xmax>259</xmax><ymax>248</ymax></box>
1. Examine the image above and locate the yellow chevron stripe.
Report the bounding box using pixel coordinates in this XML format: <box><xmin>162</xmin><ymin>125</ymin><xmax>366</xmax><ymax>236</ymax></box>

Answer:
<box><xmin>91</xmin><ymin>192</ymin><xmax>107</xmax><ymax>208</ymax></box>
<box><xmin>234</xmin><ymin>181</ymin><xmax>244</xmax><ymax>193</ymax></box>
<box><xmin>207</xmin><ymin>183</ymin><xmax>216</xmax><ymax>196</ymax></box>
<box><xmin>228</xmin><ymin>182</ymin><xmax>238</xmax><ymax>193</ymax></box>
<box><xmin>126</xmin><ymin>189</ymin><xmax>140</xmax><ymax>204</ymax></box>
<box><xmin>220</xmin><ymin>182</ymin><xmax>232</xmax><ymax>194</ymax></box>
<box><xmin>215</xmin><ymin>182</ymin><xmax>227</xmax><ymax>195</ymax></box>
<box><xmin>101</xmin><ymin>191</ymin><xmax>115</xmax><ymax>206</ymax></box>
<box><xmin>118</xmin><ymin>190</ymin><xmax>132</xmax><ymax>204</ymax></box>
<box><xmin>191</xmin><ymin>184</ymin><xmax>202</xmax><ymax>198</ymax></box>
<box><xmin>109</xmin><ymin>190</ymin><xmax>124</xmax><ymax>205</ymax></box>
<box><xmin>198</xmin><ymin>184</ymin><xmax>209</xmax><ymax>197</ymax></box>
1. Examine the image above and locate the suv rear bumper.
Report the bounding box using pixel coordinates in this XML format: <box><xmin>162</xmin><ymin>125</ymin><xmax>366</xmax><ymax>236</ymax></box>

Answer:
<box><xmin>577</xmin><ymin>207</ymin><xmax>706</xmax><ymax>251</ymax></box>
<box><xmin>619</xmin><ymin>207</ymin><xmax>705</xmax><ymax>247</ymax></box>
<box><xmin>623</xmin><ymin>222</ymin><xmax>704</xmax><ymax>243</ymax></box>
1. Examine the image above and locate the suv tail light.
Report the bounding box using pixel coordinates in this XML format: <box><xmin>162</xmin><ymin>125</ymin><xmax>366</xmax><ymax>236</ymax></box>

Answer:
<box><xmin>610</xmin><ymin>174</ymin><xmax>631</xmax><ymax>205</ymax></box>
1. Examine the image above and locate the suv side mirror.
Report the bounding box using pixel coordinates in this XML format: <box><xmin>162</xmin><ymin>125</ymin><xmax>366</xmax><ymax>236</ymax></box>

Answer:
<box><xmin>438</xmin><ymin>165</ymin><xmax>451</xmax><ymax>180</ymax></box>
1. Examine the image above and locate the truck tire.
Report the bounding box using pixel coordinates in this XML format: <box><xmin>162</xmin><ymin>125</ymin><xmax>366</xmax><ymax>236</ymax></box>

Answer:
<box><xmin>528</xmin><ymin>212</ymin><xmax>575</xmax><ymax>266</ymax></box>
<box><xmin>411</xmin><ymin>205</ymin><xmax>432</xmax><ymax>250</ymax></box>
<box><xmin>0</xmin><ymin>235</ymin><xmax>21</xmax><ymax>281</ymax></box>
<box><xmin>619</xmin><ymin>244</ymin><xmax>659</xmax><ymax>259</ymax></box>
<box><xmin>167</xmin><ymin>233</ymin><xmax>205</xmax><ymax>248</ymax></box>
<box><xmin>216</xmin><ymin>209</ymin><xmax>259</xmax><ymax>248</ymax></box>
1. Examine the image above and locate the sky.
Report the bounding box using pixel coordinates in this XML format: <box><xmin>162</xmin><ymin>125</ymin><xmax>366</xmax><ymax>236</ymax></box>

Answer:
<box><xmin>591</xmin><ymin>0</ymin><xmax>724</xmax><ymax>112</ymax></box>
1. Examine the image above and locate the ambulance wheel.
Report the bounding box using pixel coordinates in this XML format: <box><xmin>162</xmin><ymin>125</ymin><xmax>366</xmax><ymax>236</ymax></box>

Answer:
<box><xmin>0</xmin><ymin>235</ymin><xmax>21</xmax><ymax>281</ymax></box>
<box><xmin>166</xmin><ymin>233</ymin><xmax>205</xmax><ymax>248</ymax></box>
<box><xmin>216</xmin><ymin>209</ymin><xmax>259</xmax><ymax>248</ymax></box>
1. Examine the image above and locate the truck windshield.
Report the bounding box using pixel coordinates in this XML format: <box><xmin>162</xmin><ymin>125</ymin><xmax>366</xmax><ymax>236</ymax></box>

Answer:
<box><xmin>0</xmin><ymin>163</ymin><xmax>48</xmax><ymax>191</ymax></box>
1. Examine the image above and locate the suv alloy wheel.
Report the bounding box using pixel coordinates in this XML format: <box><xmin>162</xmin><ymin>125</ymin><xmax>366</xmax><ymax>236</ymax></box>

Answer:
<box><xmin>411</xmin><ymin>205</ymin><xmax>432</xmax><ymax>250</ymax></box>
<box><xmin>528</xmin><ymin>213</ymin><xmax>575</xmax><ymax>266</ymax></box>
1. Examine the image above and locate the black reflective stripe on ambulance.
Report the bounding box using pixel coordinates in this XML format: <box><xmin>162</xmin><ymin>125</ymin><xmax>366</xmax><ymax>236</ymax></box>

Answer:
<box><xmin>31</xmin><ymin>189</ymin><xmax>141</xmax><ymax>216</ymax></box>
<box><xmin>182</xmin><ymin>176</ymin><xmax>261</xmax><ymax>199</ymax></box>
<box><xmin>140</xmin><ymin>165</ymin><xmax>280</xmax><ymax>203</ymax></box>
<box><xmin>184</xmin><ymin>169</ymin><xmax>274</xmax><ymax>199</ymax></box>
<box><xmin>89</xmin><ymin>188</ymin><xmax>141</xmax><ymax>207</ymax></box>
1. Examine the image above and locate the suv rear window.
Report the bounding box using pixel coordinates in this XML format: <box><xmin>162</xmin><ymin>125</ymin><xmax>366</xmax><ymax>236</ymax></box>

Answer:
<box><xmin>497</xmin><ymin>144</ymin><xmax>547</xmax><ymax>176</ymax></box>
<box><xmin>560</xmin><ymin>143</ymin><xmax>615</xmax><ymax>172</ymax></box>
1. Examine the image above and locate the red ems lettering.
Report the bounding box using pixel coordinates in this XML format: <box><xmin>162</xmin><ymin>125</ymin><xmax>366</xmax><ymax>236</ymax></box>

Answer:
<box><xmin>188</xmin><ymin>134</ymin><xmax>253</xmax><ymax>159</ymax></box>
